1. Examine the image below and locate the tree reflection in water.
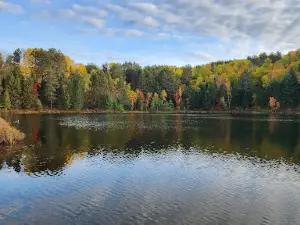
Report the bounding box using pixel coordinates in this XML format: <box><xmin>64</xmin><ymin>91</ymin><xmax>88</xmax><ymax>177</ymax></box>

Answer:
<box><xmin>0</xmin><ymin>113</ymin><xmax>299</xmax><ymax>176</ymax></box>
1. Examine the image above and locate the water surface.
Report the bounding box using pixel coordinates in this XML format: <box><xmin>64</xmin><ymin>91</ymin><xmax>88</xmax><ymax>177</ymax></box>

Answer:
<box><xmin>1</xmin><ymin>113</ymin><xmax>300</xmax><ymax>224</ymax></box>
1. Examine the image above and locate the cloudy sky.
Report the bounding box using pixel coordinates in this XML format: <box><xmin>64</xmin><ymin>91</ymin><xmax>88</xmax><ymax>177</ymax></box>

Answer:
<box><xmin>0</xmin><ymin>0</ymin><xmax>299</xmax><ymax>66</ymax></box>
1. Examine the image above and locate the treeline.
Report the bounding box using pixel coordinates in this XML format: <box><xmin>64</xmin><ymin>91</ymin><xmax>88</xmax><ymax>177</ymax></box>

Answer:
<box><xmin>0</xmin><ymin>48</ymin><xmax>300</xmax><ymax>111</ymax></box>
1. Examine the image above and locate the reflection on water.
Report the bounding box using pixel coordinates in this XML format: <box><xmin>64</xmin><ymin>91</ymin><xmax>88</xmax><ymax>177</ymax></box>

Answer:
<box><xmin>0</xmin><ymin>114</ymin><xmax>300</xmax><ymax>224</ymax></box>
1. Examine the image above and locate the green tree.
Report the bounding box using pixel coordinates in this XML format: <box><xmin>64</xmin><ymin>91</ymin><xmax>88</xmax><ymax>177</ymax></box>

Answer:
<box><xmin>151</xmin><ymin>92</ymin><xmax>160</xmax><ymax>111</ymax></box>
<box><xmin>70</xmin><ymin>74</ymin><xmax>84</xmax><ymax>110</ymax></box>
<box><xmin>89</xmin><ymin>69</ymin><xmax>111</xmax><ymax>109</ymax></box>
<box><xmin>123</xmin><ymin>62</ymin><xmax>142</xmax><ymax>90</ymax></box>
<box><xmin>22</xmin><ymin>78</ymin><xmax>37</xmax><ymax>109</ymax></box>
<box><xmin>239</xmin><ymin>70</ymin><xmax>252</xmax><ymax>108</ymax></box>
<box><xmin>181</xmin><ymin>65</ymin><xmax>193</xmax><ymax>86</ymax></box>
<box><xmin>3</xmin><ymin>90</ymin><xmax>11</xmax><ymax>109</ymax></box>
<box><xmin>115</xmin><ymin>78</ymin><xmax>131</xmax><ymax>110</ymax></box>
<box><xmin>109</xmin><ymin>63</ymin><xmax>125</xmax><ymax>79</ymax></box>
<box><xmin>12</xmin><ymin>48</ymin><xmax>22</xmax><ymax>65</ymax></box>
<box><xmin>7</xmin><ymin>66</ymin><xmax>22</xmax><ymax>108</ymax></box>
<box><xmin>57</xmin><ymin>76</ymin><xmax>71</xmax><ymax>109</ymax></box>
<box><xmin>62</xmin><ymin>85</ymin><xmax>71</xmax><ymax>110</ymax></box>
<box><xmin>281</xmin><ymin>69</ymin><xmax>300</xmax><ymax>108</ymax></box>
<box><xmin>85</xmin><ymin>63</ymin><xmax>98</xmax><ymax>74</ymax></box>
<box><xmin>44</xmin><ymin>67</ymin><xmax>58</xmax><ymax>109</ymax></box>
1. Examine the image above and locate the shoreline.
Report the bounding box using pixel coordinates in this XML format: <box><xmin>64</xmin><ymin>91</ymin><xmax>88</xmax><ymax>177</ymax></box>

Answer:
<box><xmin>1</xmin><ymin>109</ymin><xmax>300</xmax><ymax>115</ymax></box>
<box><xmin>0</xmin><ymin>117</ymin><xmax>25</xmax><ymax>146</ymax></box>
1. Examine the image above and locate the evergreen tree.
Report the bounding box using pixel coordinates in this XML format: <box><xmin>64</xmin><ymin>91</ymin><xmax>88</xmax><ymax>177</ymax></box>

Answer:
<box><xmin>89</xmin><ymin>69</ymin><xmax>114</xmax><ymax>109</ymax></box>
<box><xmin>44</xmin><ymin>67</ymin><xmax>58</xmax><ymax>109</ymax></box>
<box><xmin>281</xmin><ymin>69</ymin><xmax>300</xmax><ymax>108</ymax></box>
<box><xmin>3</xmin><ymin>90</ymin><xmax>11</xmax><ymax>109</ymax></box>
<box><xmin>181</xmin><ymin>65</ymin><xmax>193</xmax><ymax>86</ymax></box>
<box><xmin>22</xmin><ymin>78</ymin><xmax>37</xmax><ymax>109</ymax></box>
<box><xmin>70</xmin><ymin>74</ymin><xmax>84</xmax><ymax>110</ymax></box>
<box><xmin>89</xmin><ymin>70</ymin><xmax>104</xmax><ymax>108</ymax></box>
<box><xmin>57</xmin><ymin>76</ymin><xmax>71</xmax><ymax>109</ymax></box>
<box><xmin>85</xmin><ymin>63</ymin><xmax>98</xmax><ymax>74</ymax></box>
<box><xmin>136</xmin><ymin>94</ymin><xmax>143</xmax><ymax>111</ymax></box>
<box><xmin>7</xmin><ymin>66</ymin><xmax>22</xmax><ymax>108</ymax></box>
<box><xmin>62</xmin><ymin>85</ymin><xmax>71</xmax><ymax>110</ymax></box>
<box><xmin>0</xmin><ymin>77</ymin><xmax>4</xmax><ymax>107</ymax></box>
<box><xmin>116</xmin><ymin>78</ymin><xmax>131</xmax><ymax>110</ymax></box>
<box><xmin>151</xmin><ymin>93</ymin><xmax>160</xmax><ymax>111</ymax></box>
<box><xmin>12</xmin><ymin>48</ymin><xmax>22</xmax><ymax>65</ymax></box>
<box><xmin>109</xmin><ymin>63</ymin><xmax>125</xmax><ymax>79</ymax></box>
<box><xmin>203</xmin><ymin>83</ymin><xmax>217</xmax><ymax>108</ymax></box>
<box><xmin>239</xmin><ymin>70</ymin><xmax>252</xmax><ymax>108</ymax></box>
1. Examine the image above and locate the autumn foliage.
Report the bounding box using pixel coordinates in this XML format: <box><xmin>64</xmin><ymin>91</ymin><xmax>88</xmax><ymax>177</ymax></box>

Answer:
<box><xmin>174</xmin><ymin>87</ymin><xmax>182</xmax><ymax>108</ymax></box>
<box><xmin>0</xmin><ymin>117</ymin><xmax>25</xmax><ymax>146</ymax></box>
<box><xmin>269</xmin><ymin>97</ymin><xmax>280</xmax><ymax>110</ymax></box>
<box><xmin>1</xmin><ymin>47</ymin><xmax>300</xmax><ymax>111</ymax></box>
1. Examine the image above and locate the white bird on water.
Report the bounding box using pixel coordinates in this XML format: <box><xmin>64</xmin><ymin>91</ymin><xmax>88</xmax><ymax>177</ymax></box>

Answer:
<box><xmin>14</xmin><ymin>120</ymin><xmax>20</xmax><ymax>124</ymax></box>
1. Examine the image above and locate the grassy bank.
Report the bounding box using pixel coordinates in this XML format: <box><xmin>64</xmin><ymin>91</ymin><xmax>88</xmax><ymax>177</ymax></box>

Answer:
<box><xmin>1</xmin><ymin>109</ymin><xmax>300</xmax><ymax>115</ymax></box>
<box><xmin>0</xmin><ymin>117</ymin><xmax>25</xmax><ymax>146</ymax></box>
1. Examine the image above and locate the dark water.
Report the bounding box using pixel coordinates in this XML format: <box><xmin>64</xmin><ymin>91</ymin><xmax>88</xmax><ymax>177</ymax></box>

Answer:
<box><xmin>1</xmin><ymin>113</ymin><xmax>300</xmax><ymax>225</ymax></box>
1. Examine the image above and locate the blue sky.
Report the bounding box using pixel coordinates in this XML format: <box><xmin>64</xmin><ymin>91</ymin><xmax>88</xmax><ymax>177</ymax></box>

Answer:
<box><xmin>0</xmin><ymin>0</ymin><xmax>299</xmax><ymax>66</ymax></box>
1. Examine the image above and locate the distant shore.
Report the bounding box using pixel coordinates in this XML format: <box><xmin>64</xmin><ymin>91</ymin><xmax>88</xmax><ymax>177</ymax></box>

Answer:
<box><xmin>1</xmin><ymin>109</ymin><xmax>300</xmax><ymax>115</ymax></box>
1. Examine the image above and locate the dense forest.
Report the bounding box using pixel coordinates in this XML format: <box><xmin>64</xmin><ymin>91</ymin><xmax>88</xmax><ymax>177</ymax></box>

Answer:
<box><xmin>0</xmin><ymin>48</ymin><xmax>299</xmax><ymax>111</ymax></box>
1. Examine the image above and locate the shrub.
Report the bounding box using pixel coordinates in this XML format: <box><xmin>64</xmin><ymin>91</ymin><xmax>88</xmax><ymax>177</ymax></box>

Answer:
<box><xmin>0</xmin><ymin>117</ymin><xmax>25</xmax><ymax>145</ymax></box>
<box><xmin>36</xmin><ymin>99</ymin><xmax>43</xmax><ymax>110</ymax></box>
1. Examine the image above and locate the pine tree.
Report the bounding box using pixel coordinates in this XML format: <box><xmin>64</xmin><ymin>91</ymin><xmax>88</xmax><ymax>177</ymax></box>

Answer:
<box><xmin>62</xmin><ymin>85</ymin><xmax>71</xmax><ymax>110</ymax></box>
<box><xmin>239</xmin><ymin>70</ymin><xmax>252</xmax><ymax>108</ymax></box>
<box><xmin>7</xmin><ymin>67</ymin><xmax>22</xmax><ymax>108</ymax></box>
<box><xmin>116</xmin><ymin>78</ymin><xmax>131</xmax><ymax>110</ymax></box>
<box><xmin>22</xmin><ymin>78</ymin><xmax>37</xmax><ymax>109</ymax></box>
<box><xmin>3</xmin><ymin>90</ymin><xmax>11</xmax><ymax>109</ymax></box>
<box><xmin>89</xmin><ymin>69</ymin><xmax>114</xmax><ymax>109</ymax></box>
<box><xmin>44</xmin><ymin>67</ymin><xmax>58</xmax><ymax>109</ymax></box>
<box><xmin>12</xmin><ymin>48</ymin><xmax>22</xmax><ymax>65</ymax></box>
<box><xmin>181</xmin><ymin>65</ymin><xmax>193</xmax><ymax>86</ymax></box>
<box><xmin>281</xmin><ymin>69</ymin><xmax>300</xmax><ymax>108</ymax></box>
<box><xmin>57</xmin><ymin>76</ymin><xmax>71</xmax><ymax>109</ymax></box>
<box><xmin>70</xmin><ymin>74</ymin><xmax>84</xmax><ymax>110</ymax></box>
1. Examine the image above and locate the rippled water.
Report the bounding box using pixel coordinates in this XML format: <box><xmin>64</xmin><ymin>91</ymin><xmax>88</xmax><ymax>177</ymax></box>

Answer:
<box><xmin>1</xmin><ymin>113</ymin><xmax>300</xmax><ymax>224</ymax></box>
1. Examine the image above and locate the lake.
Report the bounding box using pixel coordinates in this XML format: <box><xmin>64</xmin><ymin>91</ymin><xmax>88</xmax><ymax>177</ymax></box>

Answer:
<box><xmin>1</xmin><ymin>113</ymin><xmax>300</xmax><ymax>224</ymax></box>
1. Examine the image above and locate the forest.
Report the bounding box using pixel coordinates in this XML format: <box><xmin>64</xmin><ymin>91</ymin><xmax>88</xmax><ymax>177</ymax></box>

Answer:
<box><xmin>0</xmin><ymin>48</ymin><xmax>299</xmax><ymax>111</ymax></box>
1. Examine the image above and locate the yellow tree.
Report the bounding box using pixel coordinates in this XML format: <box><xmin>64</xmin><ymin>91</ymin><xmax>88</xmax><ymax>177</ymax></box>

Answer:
<box><xmin>20</xmin><ymin>48</ymin><xmax>35</xmax><ymax>77</ymax></box>
<box><xmin>71</xmin><ymin>64</ymin><xmax>90</xmax><ymax>91</ymax></box>
<box><xmin>224</xmin><ymin>77</ymin><xmax>232</xmax><ymax>109</ymax></box>
<box><xmin>175</xmin><ymin>68</ymin><xmax>183</xmax><ymax>77</ymax></box>
<box><xmin>127</xmin><ymin>87</ymin><xmax>137</xmax><ymax>110</ymax></box>
<box><xmin>65</xmin><ymin>56</ymin><xmax>72</xmax><ymax>78</ymax></box>
<box><xmin>271</xmin><ymin>61</ymin><xmax>285</xmax><ymax>80</ymax></box>
<box><xmin>160</xmin><ymin>90</ymin><xmax>167</xmax><ymax>102</ymax></box>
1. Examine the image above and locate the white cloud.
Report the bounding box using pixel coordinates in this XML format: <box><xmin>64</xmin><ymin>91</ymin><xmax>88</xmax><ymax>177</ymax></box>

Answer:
<box><xmin>186</xmin><ymin>52</ymin><xmax>216</xmax><ymax>62</ymax></box>
<box><xmin>79</xmin><ymin>27</ymin><xmax>147</xmax><ymax>38</ymax></box>
<box><xmin>124</xmin><ymin>29</ymin><xmax>144</xmax><ymax>37</ymax></box>
<box><xmin>18</xmin><ymin>0</ymin><xmax>300</xmax><ymax>64</ymax></box>
<box><xmin>35</xmin><ymin>3</ymin><xmax>107</xmax><ymax>29</ymax></box>
<box><xmin>0</xmin><ymin>1</ymin><xmax>24</xmax><ymax>14</ymax></box>
<box><xmin>103</xmin><ymin>0</ymin><xmax>300</xmax><ymax>56</ymax></box>
<box><xmin>30</xmin><ymin>0</ymin><xmax>52</xmax><ymax>4</ymax></box>
<box><xmin>71</xmin><ymin>4</ymin><xmax>107</xmax><ymax>17</ymax></box>
<box><xmin>106</xmin><ymin>4</ymin><xmax>160</xmax><ymax>29</ymax></box>
<box><xmin>143</xmin><ymin>16</ymin><xmax>159</xmax><ymax>27</ymax></box>
<box><xmin>84</xmin><ymin>18</ymin><xmax>105</xmax><ymax>28</ymax></box>
<box><xmin>78</xmin><ymin>27</ymin><xmax>176</xmax><ymax>40</ymax></box>
<box><xmin>128</xmin><ymin>2</ymin><xmax>159</xmax><ymax>14</ymax></box>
